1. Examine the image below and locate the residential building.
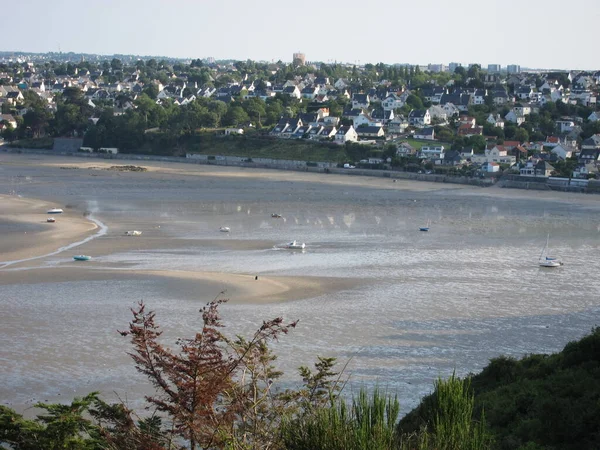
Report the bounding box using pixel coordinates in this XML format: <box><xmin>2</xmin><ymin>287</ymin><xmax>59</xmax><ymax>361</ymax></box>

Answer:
<box><xmin>335</xmin><ymin>125</ymin><xmax>358</xmax><ymax>143</ymax></box>
<box><xmin>356</xmin><ymin>126</ymin><xmax>385</xmax><ymax>139</ymax></box>
<box><xmin>449</xmin><ymin>62</ymin><xmax>462</xmax><ymax>73</ymax></box>
<box><xmin>395</xmin><ymin>142</ymin><xmax>416</xmax><ymax>156</ymax></box>
<box><xmin>551</xmin><ymin>144</ymin><xmax>574</xmax><ymax>160</ymax></box>
<box><xmin>387</xmin><ymin>116</ymin><xmax>409</xmax><ymax>134</ymax></box>
<box><xmin>578</xmin><ymin>148</ymin><xmax>600</xmax><ymax>164</ymax></box>
<box><xmin>419</xmin><ymin>145</ymin><xmax>445</xmax><ymax>160</ymax></box>
<box><xmin>0</xmin><ymin>114</ymin><xmax>17</xmax><ymax>129</ymax></box>
<box><xmin>581</xmin><ymin>134</ymin><xmax>600</xmax><ymax>150</ymax></box>
<box><xmin>414</xmin><ymin>127</ymin><xmax>435</xmax><ymax>140</ymax></box>
<box><xmin>408</xmin><ymin>109</ymin><xmax>431</xmax><ymax>127</ymax></box>
<box><xmin>352</xmin><ymin>94</ymin><xmax>370</xmax><ymax>110</ymax></box>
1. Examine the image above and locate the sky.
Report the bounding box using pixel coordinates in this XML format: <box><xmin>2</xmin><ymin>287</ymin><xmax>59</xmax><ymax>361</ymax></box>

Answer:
<box><xmin>5</xmin><ymin>0</ymin><xmax>599</xmax><ymax>70</ymax></box>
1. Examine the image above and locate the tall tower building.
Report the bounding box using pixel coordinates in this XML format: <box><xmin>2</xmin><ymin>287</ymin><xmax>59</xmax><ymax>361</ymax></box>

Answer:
<box><xmin>292</xmin><ymin>52</ymin><xmax>306</xmax><ymax>66</ymax></box>
<box><xmin>507</xmin><ymin>64</ymin><xmax>521</xmax><ymax>74</ymax></box>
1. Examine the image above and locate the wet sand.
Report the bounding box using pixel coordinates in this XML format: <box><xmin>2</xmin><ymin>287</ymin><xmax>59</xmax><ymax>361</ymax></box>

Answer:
<box><xmin>0</xmin><ymin>193</ymin><xmax>360</xmax><ymax>304</ymax></box>
<box><xmin>2</xmin><ymin>153</ymin><xmax>600</xmax><ymax>415</ymax></box>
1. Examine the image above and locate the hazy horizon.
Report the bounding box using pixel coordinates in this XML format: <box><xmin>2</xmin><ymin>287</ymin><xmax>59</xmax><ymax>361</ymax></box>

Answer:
<box><xmin>4</xmin><ymin>0</ymin><xmax>599</xmax><ymax>71</ymax></box>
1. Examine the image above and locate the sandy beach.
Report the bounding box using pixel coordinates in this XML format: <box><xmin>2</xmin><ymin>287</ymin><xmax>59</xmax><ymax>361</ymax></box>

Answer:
<box><xmin>0</xmin><ymin>165</ymin><xmax>362</xmax><ymax>303</ymax></box>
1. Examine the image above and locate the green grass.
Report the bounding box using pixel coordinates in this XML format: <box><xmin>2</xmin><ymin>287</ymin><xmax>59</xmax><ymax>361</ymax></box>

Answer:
<box><xmin>405</xmin><ymin>138</ymin><xmax>452</xmax><ymax>150</ymax></box>
<box><xmin>185</xmin><ymin>135</ymin><xmax>348</xmax><ymax>162</ymax></box>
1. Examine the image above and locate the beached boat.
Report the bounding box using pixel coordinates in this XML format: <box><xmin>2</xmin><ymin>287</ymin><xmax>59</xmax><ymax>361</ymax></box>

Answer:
<box><xmin>47</xmin><ymin>208</ymin><xmax>63</xmax><ymax>214</ymax></box>
<box><xmin>539</xmin><ymin>234</ymin><xmax>563</xmax><ymax>268</ymax></box>
<box><xmin>73</xmin><ymin>255</ymin><xmax>92</xmax><ymax>261</ymax></box>
<box><xmin>285</xmin><ymin>240</ymin><xmax>306</xmax><ymax>250</ymax></box>
<box><xmin>46</xmin><ymin>217</ymin><xmax>56</xmax><ymax>223</ymax></box>
<box><xmin>219</xmin><ymin>227</ymin><xmax>230</xmax><ymax>232</ymax></box>
<box><xmin>125</xmin><ymin>230</ymin><xmax>142</xmax><ymax>236</ymax></box>
<box><xmin>419</xmin><ymin>220</ymin><xmax>431</xmax><ymax>232</ymax></box>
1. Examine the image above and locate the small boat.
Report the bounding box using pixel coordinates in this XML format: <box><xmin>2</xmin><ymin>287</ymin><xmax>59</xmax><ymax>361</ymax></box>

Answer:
<box><xmin>539</xmin><ymin>234</ymin><xmax>563</xmax><ymax>268</ymax></box>
<box><xmin>285</xmin><ymin>240</ymin><xmax>306</xmax><ymax>250</ymax></box>
<box><xmin>125</xmin><ymin>230</ymin><xmax>142</xmax><ymax>236</ymax></box>
<box><xmin>219</xmin><ymin>227</ymin><xmax>230</xmax><ymax>232</ymax></box>
<box><xmin>73</xmin><ymin>255</ymin><xmax>92</xmax><ymax>261</ymax></box>
<box><xmin>419</xmin><ymin>220</ymin><xmax>431</xmax><ymax>232</ymax></box>
<box><xmin>271</xmin><ymin>213</ymin><xmax>282</xmax><ymax>218</ymax></box>
<box><xmin>47</xmin><ymin>208</ymin><xmax>64</xmax><ymax>214</ymax></box>
<box><xmin>46</xmin><ymin>217</ymin><xmax>56</xmax><ymax>223</ymax></box>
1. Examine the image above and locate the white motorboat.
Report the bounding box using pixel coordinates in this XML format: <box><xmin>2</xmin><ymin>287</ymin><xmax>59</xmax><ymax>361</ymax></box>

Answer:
<box><xmin>46</xmin><ymin>217</ymin><xmax>56</xmax><ymax>223</ymax></box>
<box><xmin>73</xmin><ymin>255</ymin><xmax>92</xmax><ymax>261</ymax></box>
<box><xmin>47</xmin><ymin>208</ymin><xmax>63</xmax><ymax>214</ymax></box>
<box><xmin>125</xmin><ymin>230</ymin><xmax>142</xmax><ymax>236</ymax></box>
<box><xmin>285</xmin><ymin>240</ymin><xmax>305</xmax><ymax>250</ymax></box>
<box><xmin>271</xmin><ymin>213</ymin><xmax>282</xmax><ymax>218</ymax></box>
<box><xmin>539</xmin><ymin>234</ymin><xmax>563</xmax><ymax>268</ymax></box>
<box><xmin>219</xmin><ymin>227</ymin><xmax>230</xmax><ymax>232</ymax></box>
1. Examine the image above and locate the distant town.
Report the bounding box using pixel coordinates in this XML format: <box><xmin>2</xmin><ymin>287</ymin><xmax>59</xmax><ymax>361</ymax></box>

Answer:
<box><xmin>1</xmin><ymin>51</ymin><xmax>599</xmax><ymax>188</ymax></box>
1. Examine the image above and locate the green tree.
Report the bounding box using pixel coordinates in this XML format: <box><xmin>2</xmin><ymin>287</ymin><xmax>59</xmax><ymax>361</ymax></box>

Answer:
<box><xmin>406</xmin><ymin>94</ymin><xmax>424</xmax><ymax>110</ymax></box>
<box><xmin>110</xmin><ymin>58</ymin><xmax>123</xmax><ymax>71</ymax></box>
<box><xmin>223</xmin><ymin>106</ymin><xmax>250</xmax><ymax>127</ymax></box>
<box><xmin>514</xmin><ymin>127</ymin><xmax>529</xmax><ymax>143</ymax></box>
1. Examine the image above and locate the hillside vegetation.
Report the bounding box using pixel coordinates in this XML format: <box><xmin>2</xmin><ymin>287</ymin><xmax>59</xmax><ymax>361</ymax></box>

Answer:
<box><xmin>399</xmin><ymin>327</ymin><xmax>600</xmax><ymax>450</ymax></box>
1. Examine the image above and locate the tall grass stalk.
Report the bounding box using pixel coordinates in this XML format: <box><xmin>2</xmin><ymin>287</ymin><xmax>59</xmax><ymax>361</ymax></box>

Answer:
<box><xmin>281</xmin><ymin>387</ymin><xmax>400</xmax><ymax>450</ymax></box>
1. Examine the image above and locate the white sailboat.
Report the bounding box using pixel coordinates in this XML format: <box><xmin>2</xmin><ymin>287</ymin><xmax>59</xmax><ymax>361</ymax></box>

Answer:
<box><xmin>539</xmin><ymin>234</ymin><xmax>563</xmax><ymax>268</ymax></box>
<box><xmin>419</xmin><ymin>219</ymin><xmax>431</xmax><ymax>232</ymax></box>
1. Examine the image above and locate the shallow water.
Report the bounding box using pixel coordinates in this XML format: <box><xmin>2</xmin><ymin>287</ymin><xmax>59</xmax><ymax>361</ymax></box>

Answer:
<box><xmin>1</xmin><ymin>160</ymin><xmax>600</xmax><ymax>414</ymax></box>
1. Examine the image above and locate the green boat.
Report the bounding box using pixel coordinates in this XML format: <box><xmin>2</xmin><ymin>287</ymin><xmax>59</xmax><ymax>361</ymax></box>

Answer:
<box><xmin>73</xmin><ymin>255</ymin><xmax>92</xmax><ymax>261</ymax></box>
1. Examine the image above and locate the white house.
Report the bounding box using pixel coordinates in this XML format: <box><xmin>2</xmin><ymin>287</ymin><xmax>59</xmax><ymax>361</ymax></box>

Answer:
<box><xmin>555</xmin><ymin>119</ymin><xmax>575</xmax><ymax>133</ymax></box>
<box><xmin>428</xmin><ymin>105</ymin><xmax>448</xmax><ymax>123</ymax></box>
<box><xmin>353</xmin><ymin>112</ymin><xmax>382</xmax><ymax>129</ymax></box>
<box><xmin>282</xmin><ymin>86</ymin><xmax>301</xmax><ymax>98</ymax></box>
<box><xmin>487</xmin><ymin>113</ymin><xmax>505</xmax><ymax>129</ymax></box>
<box><xmin>414</xmin><ymin>127</ymin><xmax>435</xmax><ymax>140</ymax></box>
<box><xmin>442</xmin><ymin>103</ymin><xmax>460</xmax><ymax>118</ymax></box>
<box><xmin>476</xmin><ymin>145</ymin><xmax>516</xmax><ymax>164</ymax></box>
<box><xmin>335</xmin><ymin>125</ymin><xmax>358</xmax><ymax>143</ymax></box>
<box><xmin>408</xmin><ymin>109</ymin><xmax>431</xmax><ymax>127</ymax></box>
<box><xmin>472</xmin><ymin>89</ymin><xmax>487</xmax><ymax>105</ymax></box>
<box><xmin>505</xmin><ymin>110</ymin><xmax>525</xmax><ymax>125</ymax></box>
<box><xmin>419</xmin><ymin>145</ymin><xmax>445</xmax><ymax>160</ymax></box>
<box><xmin>351</xmin><ymin>94</ymin><xmax>370</xmax><ymax>110</ymax></box>
<box><xmin>0</xmin><ymin>114</ymin><xmax>17</xmax><ymax>129</ymax></box>
<box><xmin>551</xmin><ymin>144</ymin><xmax>574</xmax><ymax>160</ymax></box>
<box><xmin>484</xmin><ymin>162</ymin><xmax>500</xmax><ymax>173</ymax></box>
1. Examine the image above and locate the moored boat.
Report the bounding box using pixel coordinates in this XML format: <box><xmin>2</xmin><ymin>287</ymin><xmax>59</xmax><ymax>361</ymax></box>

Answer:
<box><xmin>73</xmin><ymin>255</ymin><xmax>92</xmax><ymax>261</ymax></box>
<box><xmin>285</xmin><ymin>240</ymin><xmax>306</xmax><ymax>249</ymax></box>
<box><xmin>47</xmin><ymin>208</ymin><xmax>63</xmax><ymax>214</ymax></box>
<box><xmin>539</xmin><ymin>234</ymin><xmax>563</xmax><ymax>268</ymax></box>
